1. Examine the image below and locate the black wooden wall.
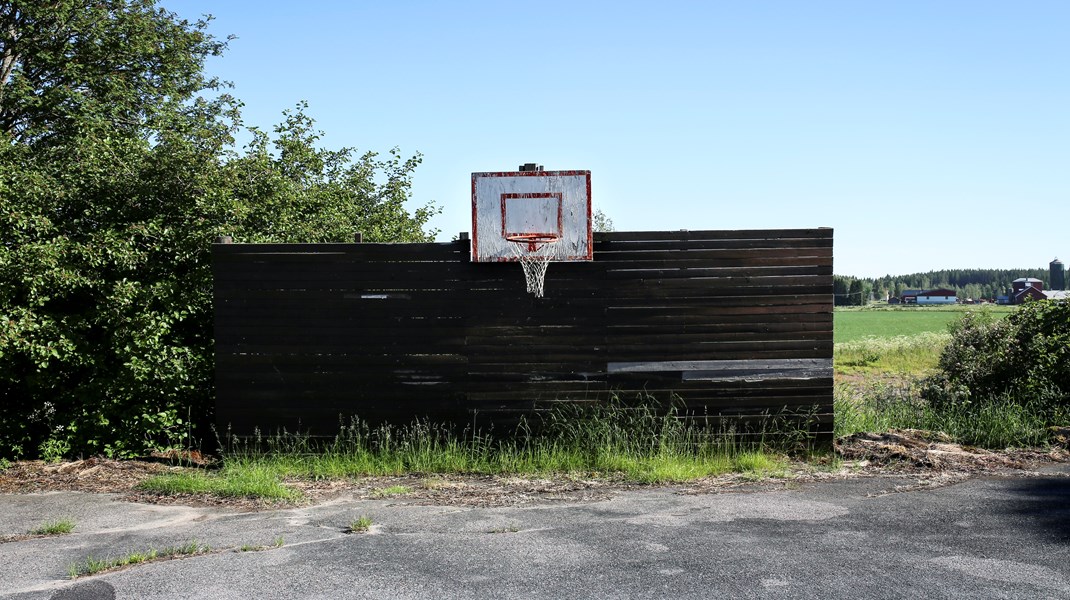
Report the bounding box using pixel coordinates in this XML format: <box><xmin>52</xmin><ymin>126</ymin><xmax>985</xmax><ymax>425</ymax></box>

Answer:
<box><xmin>213</xmin><ymin>229</ymin><xmax>834</xmax><ymax>440</ymax></box>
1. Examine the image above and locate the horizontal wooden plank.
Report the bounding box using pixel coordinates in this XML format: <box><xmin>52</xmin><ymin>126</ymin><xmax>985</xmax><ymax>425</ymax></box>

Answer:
<box><xmin>215</xmin><ymin>322</ymin><xmax>829</xmax><ymax>340</ymax></box>
<box><xmin>214</xmin><ymin>315</ymin><xmax>831</xmax><ymax>338</ymax></box>
<box><xmin>213</xmin><ymin>246</ymin><xmax>831</xmax><ymax>270</ymax></box>
<box><xmin>605</xmin><ymin>301</ymin><xmax>831</xmax><ymax>315</ymax></box>
<box><xmin>598</xmin><ymin>255</ymin><xmax>833</xmax><ymax>270</ymax></box>
<box><xmin>593</xmin><ymin>238</ymin><xmax>833</xmax><ymax>253</ymax></box>
<box><xmin>211</xmin><ymin>272</ymin><xmax>833</xmax><ymax>294</ymax></box>
<box><xmin>212</xmin><ymin>287</ymin><xmax>832</xmax><ymax>307</ymax></box>
<box><xmin>211</xmin><ymin>263</ymin><xmax>833</xmax><ymax>286</ymax></box>
<box><xmin>466</xmin><ymin>330</ymin><xmax>827</xmax><ymax>347</ymax></box>
<box><xmin>212</xmin><ymin>230</ymin><xmax>830</xmax><ymax>254</ymax></box>
<box><xmin>462</xmin><ymin>377</ymin><xmax>833</xmax><ymax>393</ymax></box>
<box><xmin>467</xmin><ymin>390</ymin><xmax>831</xmax><ymax>405</ymax></box>
<box><xmin>215</xmin><ymin>353</ymin><xmax>469</xmax><ymax>368</ymax></box>
<box><xmin>217</xmin><ymin>328</ymin><xmax>832</xmax><ymax>349</ymax></box>
<box><xmin>608</xmin><ymin>358</ymin><xmax>832</xmax><ymax>373</ymax></box>
<box><xmin>467</xmin><ymin>348</ymin><xmax>832</xmax><ymax>364</ymax></box>
<box><xmin>213</xmin><ymin>241</ymin><xmax>467</xmax><ymax>257</ymax></box>
<box><xmin>594</xmin><ymin>229</ymin><xmax>833</xmax><ymax>242</ymax></box>
<box><xmin>217</xmin><ymin>397</ymin><xmax>833</xmax><ymax>417</ymax></box>
<box><xmin>220</xmin><ymin>393</ymin><xmax>834</xmax><ymax>412</ymax></box>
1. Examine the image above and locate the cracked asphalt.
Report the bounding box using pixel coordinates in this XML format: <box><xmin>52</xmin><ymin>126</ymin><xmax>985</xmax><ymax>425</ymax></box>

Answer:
<box><xmin>2</xmin><ymin>466</ymin><xmax>1069</xmax><ymax>599</ymax></box>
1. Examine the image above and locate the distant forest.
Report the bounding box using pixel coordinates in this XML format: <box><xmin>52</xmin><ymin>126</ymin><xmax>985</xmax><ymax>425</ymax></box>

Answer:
<box><xmin>834</xmin><ymin>269</ymin><xmax>1050</xmax><ymax>306</ymax></box>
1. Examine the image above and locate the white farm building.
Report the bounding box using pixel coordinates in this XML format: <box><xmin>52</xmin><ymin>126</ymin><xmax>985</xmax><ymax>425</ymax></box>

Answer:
<box><xmin>916</xmin><ymin>288</ymin><xmax>957</xmax><ymax>305</ymax></box>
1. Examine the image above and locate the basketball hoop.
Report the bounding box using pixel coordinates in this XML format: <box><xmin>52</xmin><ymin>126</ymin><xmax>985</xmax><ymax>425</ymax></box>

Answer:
<box><xmin>506</xmin><ymin>233</ymin><xmax>559</xmax><ymax>298</ymax></box>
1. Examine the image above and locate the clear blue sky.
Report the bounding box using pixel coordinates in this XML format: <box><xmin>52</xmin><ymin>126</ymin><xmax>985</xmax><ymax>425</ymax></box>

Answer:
<box><xmin>174</xmin><ymin>0</ymin><xmax>1068</xmax><ymax>278</ymax></box>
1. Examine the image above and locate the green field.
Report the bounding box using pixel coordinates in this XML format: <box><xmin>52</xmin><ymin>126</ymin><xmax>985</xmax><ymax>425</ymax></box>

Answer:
<box><xmin>834</xmin><ymin>305</ymin><xmax>1013</xmax><ymax>343</ymax></box>
<box><xmin>833</xmin><ymin>305</ymin><xmax>1015</xmax><ymax>375</ymax></box>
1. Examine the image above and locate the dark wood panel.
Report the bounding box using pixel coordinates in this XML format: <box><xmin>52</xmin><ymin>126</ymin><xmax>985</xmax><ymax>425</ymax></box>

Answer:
<box><xmin>213</xmin><ymin>229</ymin><xmax>834</xmax><ymax>439</ymax></box>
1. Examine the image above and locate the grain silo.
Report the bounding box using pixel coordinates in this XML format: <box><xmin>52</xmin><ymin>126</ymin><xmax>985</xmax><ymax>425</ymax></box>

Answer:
<box><xmin>1052</xmin><ymin>257</ymin><xmax>1066</xmax><ymax>291</ymax></box>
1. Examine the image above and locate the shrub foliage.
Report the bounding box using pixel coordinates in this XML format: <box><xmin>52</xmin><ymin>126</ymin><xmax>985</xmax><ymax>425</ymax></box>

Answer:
<box><xmin>0</xmin><ymin>2</ymin><xmax>437</xmax><ymax>459</ymax></box>
<box><xmin>923</xmin><ymin>301</ymin><xmax>1070</xmax><ymax>412</ymax></box>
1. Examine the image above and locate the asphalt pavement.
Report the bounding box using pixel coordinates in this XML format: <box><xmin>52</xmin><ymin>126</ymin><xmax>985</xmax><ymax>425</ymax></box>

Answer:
<box><xmin>2</xmin><ymin>466</ymin><xmax>1069</xmax><ymax>599</ymax></box>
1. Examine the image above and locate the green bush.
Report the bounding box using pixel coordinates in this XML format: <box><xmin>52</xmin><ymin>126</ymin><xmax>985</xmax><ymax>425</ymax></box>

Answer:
<box><xmin>0</xmin><ymin>3</ymin><xmax>437</xmax><ymax>460</ymax></box>
<box><xmin>923</xmin><ymin>301</ymin><xmax>1070</xmax><ymax>416</ymax></box>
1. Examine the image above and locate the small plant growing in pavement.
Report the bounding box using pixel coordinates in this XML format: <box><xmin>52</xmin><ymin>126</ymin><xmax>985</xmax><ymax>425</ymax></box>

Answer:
<box><xmin>68</xmin><ymin>541</ymin><xmax>211</xmax><ymax>578</ymax></box>
<box><xmin>346</xmin><ymin>516</ymin><xmax>373</xmax><ymax>533</ymax></box>
<box><xmin>30</xmin><ymin>519</ymin><xmax>75</xmax><ymax>536</ymax></box>
<box><xmin>239</xmin><ymin>536</ymin><xmax>284</xmax><ymax>552</ymax></box>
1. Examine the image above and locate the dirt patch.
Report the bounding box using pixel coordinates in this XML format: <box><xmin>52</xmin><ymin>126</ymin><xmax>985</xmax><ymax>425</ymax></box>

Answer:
<box><xmin>0</xmin><ymin>532</ymin><xmax>65</xmax><ymax>544</ymax></box>
<box><xmin>0</xmin><ymin>457</ymin><xmax>173</xmax><ymax>495</ymax></box>
<box><xmin>340</xmin><ymin>474</ymin><xmax>631</xmax><ymax>508</ymax></box>
<box><xmin>835</xmin><ymin>429</ymin><xmax>1068</xmax><ymax>473</ymax></box>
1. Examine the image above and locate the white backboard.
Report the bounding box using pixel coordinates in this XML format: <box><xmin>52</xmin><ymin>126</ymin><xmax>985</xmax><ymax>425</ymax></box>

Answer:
<box><xmin>471</xmin><ymin>170</ymin><xmax>592</xmax><ymax>262</ymax></box>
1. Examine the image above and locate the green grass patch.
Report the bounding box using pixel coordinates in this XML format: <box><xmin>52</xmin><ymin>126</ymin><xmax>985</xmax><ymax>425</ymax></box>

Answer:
<box><xmin>834</xmin><ymin>306</ymin><xmax>1012</xmax><ymax>344</ymax></box>
<box><xmin>68</xmin><ymin>541</ymin><xmax>210</xmax><ymax>579</ymax></box>
<box><xmin>371</xmin><ymin>485</ymin><xmax>411</xmax><ymax>498</ymax></box>
<box><xmin>136</xmin><ymin>465</ymin><xmax>301</xmax><ymax>501</ymax></box>
<box><xmin>30</xmin><ymin>518</ymin><xmax>75</xmax><ymax>536</ymax></box>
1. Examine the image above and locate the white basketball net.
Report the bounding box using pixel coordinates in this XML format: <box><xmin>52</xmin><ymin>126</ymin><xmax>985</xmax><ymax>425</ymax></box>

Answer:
<box><xmin>509</xmin><ymin>238</ymin><xmax>557</xmax><ymax>298</ymax></box>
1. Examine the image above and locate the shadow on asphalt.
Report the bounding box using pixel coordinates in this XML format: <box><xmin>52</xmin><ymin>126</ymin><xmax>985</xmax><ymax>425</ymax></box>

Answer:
<box><xmin>50</xmin><ymin>580</ymin><xmax>115</xmax><ymax>600</ymax></box>
<box><xmin>1000</xmin><ymin>475</ymin><xmax>1070</xmax><ymax>544</ymax></box>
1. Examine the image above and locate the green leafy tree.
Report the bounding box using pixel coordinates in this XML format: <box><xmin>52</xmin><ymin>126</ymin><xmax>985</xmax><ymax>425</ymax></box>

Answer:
<box><xmin>226</xmin><ymin>104</ymin><xmax>437</xmax><ymax>244</ymax></box>
<box><xmin>0</xmin><ymin>1</ymin><xmax>437</xmax><ymax>459</ymax></box>
<box><xmin>592</xmin><ymin>208</ymin><xmax>615</xmax><ymax>232</ymax></box>
<box><xmin>848</xmin><ymin>279</ymin><xmax>864</xmax><ymax>306</ymax></box>
<box><xmin>833</xmin><ymin>276</ymin><xmax>850</xmax><ymax>307</ymax></box>
<box><xmin>0</xmin><ymin>0</ymin><xmax>228</xmax><ymax>144</ymax></box>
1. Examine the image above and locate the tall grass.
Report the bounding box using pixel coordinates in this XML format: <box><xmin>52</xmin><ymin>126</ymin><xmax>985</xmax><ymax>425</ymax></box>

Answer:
<box><xmin>834</xmin><ymin>332</ymin><xmax>949</xmax><ymax>375</ymax></box>
<box><xmin>139</xmin><ymin>397</ymin><xmax>815</xmax><ymax>499</ymax></box>
<box><xmin>835</xmin><ymin>381</ymin><xmax>1052</xmax><ymax>448</ymax></box>
<box><xmin>220</xmin><ymin>399</ymin><xmax>809</xmax><ymax>483</ymax></box>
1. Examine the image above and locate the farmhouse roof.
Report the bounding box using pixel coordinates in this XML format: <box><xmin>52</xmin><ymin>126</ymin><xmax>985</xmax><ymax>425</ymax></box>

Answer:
<box><xmin>900</xmin><ymin>289</ymin><xmax>923</xmax><ymax>297</ymax></box>
<box><xmin>1014</xmin><ymin>287</ymin><xmax>1046</xmax><ymax>302</ymax></box>
<box><xmin>1013</xmin><ymin>278</ymin><xmax>1043</xmax><ymax>283</ymax></box>
<box><xmin>1044</xmin><ymin>290</ymin><xmax>1069</xmax><ymax>300</ymax></box>
<box><xmin>919</xmin><ymin>288</ymin><xmax>956</xmax><ymax>297</ymax></box>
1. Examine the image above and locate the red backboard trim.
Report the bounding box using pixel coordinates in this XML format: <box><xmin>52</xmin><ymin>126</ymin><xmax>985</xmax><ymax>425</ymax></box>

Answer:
<box><xmin>500</xmin><ymin>192</ymin><xmax>563</xmax><ymax>239</ymax></box>
<box><xmin>471</xmin><ymin>170</ymin><xmax>593</xmax><ymax>262</ymax></box>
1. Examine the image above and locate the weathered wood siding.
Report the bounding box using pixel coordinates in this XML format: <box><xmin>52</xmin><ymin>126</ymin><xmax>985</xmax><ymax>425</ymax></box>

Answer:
<box><xmin>213</xmin><ymin>229</ymin><xmax>834</xmax><ymax>440</ymax></box>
